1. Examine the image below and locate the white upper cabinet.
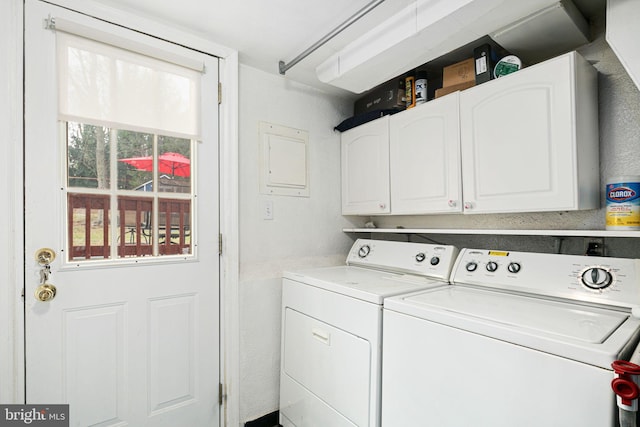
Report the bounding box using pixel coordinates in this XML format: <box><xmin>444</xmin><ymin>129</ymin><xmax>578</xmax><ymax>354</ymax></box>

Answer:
<box><xmin>390</xmin><ymin>94</ymin><xmax>462</xmax><ymax>214</ymax></box>
<box><xmin>459</xmin><ymin>51</ymin><xmax>599</xmax><ymax>214</ymax></box>
<box><xmin>341</xmin><ymin>51</ymin><xmax>599</xmax><ymax>217</ymax></box>
<box><xmin>341</xmin><ymin>116</ymin><xmax>390</xmax><ymax>215</ymax></box>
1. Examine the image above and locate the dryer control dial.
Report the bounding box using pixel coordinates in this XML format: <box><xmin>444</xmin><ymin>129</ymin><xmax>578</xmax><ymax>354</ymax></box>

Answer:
<box><xmin>581</xmin><ymin>267</ymin><xmax>613</xmax><ymax>290</ymax></box>
<box><xmin>415</xmin><ymin>252</ymin><xmax>426</xmax><ymax>263</ymax></box>
<box><xmin>507</xmin><ymin>262</ymin><xmax>521</xmax><ymax>274</ymax></box>
<box><xmin>486</xmin><ymin>261</ymin><xmax>498</xmax><ymax>272</ymax></box>
<box><xmin>430</xmin><ymin>256</ymin><xmax>440</xmax><ymax>266</ymax></box>
<box><xmin>358</xmin><ymin>245</ymin><xmax>371</xmax><ymax>258</ymax></box>
<box><xmin>466</xmin><ymin>262</ymin><xmax>478</xmax><ymax>272</ymax></box>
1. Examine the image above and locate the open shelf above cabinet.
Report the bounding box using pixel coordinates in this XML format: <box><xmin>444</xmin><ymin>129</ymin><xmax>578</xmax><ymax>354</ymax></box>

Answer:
<box><xmin>343</xmin><ymin>228</ymin><xmax>640</xmax><ymax>238</ymax></box>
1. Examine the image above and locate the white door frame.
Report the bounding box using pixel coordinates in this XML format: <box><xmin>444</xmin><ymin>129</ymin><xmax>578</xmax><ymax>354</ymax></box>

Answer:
<box><xmin>0</xmin><ymin>0</ymin><xmax>25</xmax><ymax>406</ymax></box>
<box><xmin>0</xmin><ymin>0</ymin><xmax>240</xmax><ymax>426</ymax></box>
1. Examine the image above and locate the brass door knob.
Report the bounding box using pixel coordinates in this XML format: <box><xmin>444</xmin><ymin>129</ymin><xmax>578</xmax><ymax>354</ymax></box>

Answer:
<box><xmin>35</xmin><ymin>283</ymin><xmax>56</xmax><ymax>302</ymax></box>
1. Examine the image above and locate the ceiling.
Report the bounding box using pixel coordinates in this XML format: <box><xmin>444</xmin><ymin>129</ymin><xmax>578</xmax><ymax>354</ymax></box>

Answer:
<box><xmin>89</xmin><ymin>0</ymin><xmax>415</xmax><ymax>97</ymax></box>
<box><xmin>90</xmin><ymin>0</ymin><xmax>605</xmax><ymax>98</ymax></box>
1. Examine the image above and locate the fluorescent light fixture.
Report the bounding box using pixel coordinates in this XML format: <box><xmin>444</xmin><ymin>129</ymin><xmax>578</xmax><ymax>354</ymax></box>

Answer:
<box><xmin>316</xmin><ymin>0</ymin><xmax>560</xmax><ymax>94</ymax></box>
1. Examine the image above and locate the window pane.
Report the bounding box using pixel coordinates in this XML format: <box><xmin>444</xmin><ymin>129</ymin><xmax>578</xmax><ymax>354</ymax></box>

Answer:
<box><xmin>116</xmin><ymin>129</ymin><xmax>154</xmax><ymax>190</ymax></box>
<box><xmin>68</xmin><ymin>194</ymin><xmax>111</xmax><ymax>260</ymax></box>
<box><xmin>117</xmin><ymin>196</ymin><xmax>153</xmax><ymax>258</ymax></box>
<box><xmin>158</xmin><ymin>198</ymin><xmax>191</xmax><ymax>255</ymax></box>
<box><xmin>67</xmin><ymin>122</ymin><xmax>111</xmax><ymax>189</ymax></box>
<box><xmin>158</xmin><ymin>136</ymin><xmax>191</xmax><ymax>193</ymax></box>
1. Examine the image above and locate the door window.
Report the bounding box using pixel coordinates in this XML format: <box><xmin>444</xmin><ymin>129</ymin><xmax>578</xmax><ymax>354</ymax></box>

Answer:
<box><xmin>57</xmin><ymin>30</ymin><xmax>202</xmax><ymax>261</ymax></box>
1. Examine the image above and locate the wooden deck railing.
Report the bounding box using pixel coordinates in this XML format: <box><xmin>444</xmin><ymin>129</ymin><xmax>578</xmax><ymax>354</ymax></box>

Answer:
<box><xmin>68</xmin><ymin>194</ymin><xmax>191</xmax><ymax>260</ymax></box>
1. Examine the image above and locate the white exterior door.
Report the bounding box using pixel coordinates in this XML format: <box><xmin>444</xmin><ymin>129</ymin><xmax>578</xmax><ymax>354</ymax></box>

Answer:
<box><xmin>24</xmin><ymin>2</ymin><xmax>220</xmax><ymax>426</ymax></box>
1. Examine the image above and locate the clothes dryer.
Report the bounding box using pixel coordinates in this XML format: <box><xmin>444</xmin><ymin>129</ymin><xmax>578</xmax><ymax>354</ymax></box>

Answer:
<box><xmin>279</xmin><ymin>239</ymin><xmax>458</xmax><ymax>427</ymax></box>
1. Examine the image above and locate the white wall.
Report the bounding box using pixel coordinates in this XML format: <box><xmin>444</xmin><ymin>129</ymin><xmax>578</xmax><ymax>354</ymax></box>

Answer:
<box><xmin>237</xmin><ymin>64</ymin><xmax>357</xmax><ymax>423</ymax></box>
<box><xmin>0</xmin><ymin>0</ymin><xmax>24</xmax><ymax>404</ymax></box>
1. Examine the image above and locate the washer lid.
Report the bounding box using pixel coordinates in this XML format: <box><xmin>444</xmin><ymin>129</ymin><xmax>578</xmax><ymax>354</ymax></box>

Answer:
<box><xmin>385</xmin><ymin>286</ymin><xmax>639</xmax><ymax>368</ymax></box>
<box><xmin>284</xmin><ymin>266</ymin><xmax>446</xmax><ymax>304</ymax></box>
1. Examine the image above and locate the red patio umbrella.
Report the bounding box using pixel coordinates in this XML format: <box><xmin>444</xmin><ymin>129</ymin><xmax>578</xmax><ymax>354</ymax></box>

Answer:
<box><xmin>119</xmin><ymin>152</ymin><xmax>190</xmax><ymax>177</ymax></box>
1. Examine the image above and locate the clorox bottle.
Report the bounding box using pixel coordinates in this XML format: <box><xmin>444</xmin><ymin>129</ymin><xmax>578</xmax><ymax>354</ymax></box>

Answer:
<box><xmin>606</xmin><ymin>176</ymin><xmax>640</xmax><ymax>230</ymax></box>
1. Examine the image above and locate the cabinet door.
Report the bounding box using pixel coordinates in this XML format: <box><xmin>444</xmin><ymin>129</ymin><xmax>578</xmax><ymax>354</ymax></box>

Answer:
<box><xmin>341</xmin><ymin>116</ymin><xmax>390</xmax><ymax>215</ymax></box>
<box><xmin>390</xmin><ymin>94</ymin><xmax>462</xmax><ymax>214</ymax></box>
<box><xmin>460</xmin><ymin>52</ymin><xmax>592</xmax><ymax>214</ymax></box>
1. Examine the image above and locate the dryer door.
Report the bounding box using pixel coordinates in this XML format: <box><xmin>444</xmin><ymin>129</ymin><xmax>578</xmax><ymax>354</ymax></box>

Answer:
<box><xmin>281</xmin><ymin>308</ymin><xmax>370</xmax><ymax>426</ymax></box>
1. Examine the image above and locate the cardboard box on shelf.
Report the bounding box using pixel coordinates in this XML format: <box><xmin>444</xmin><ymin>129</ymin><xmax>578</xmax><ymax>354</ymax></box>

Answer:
<box><xmin>442</xmin><ymin>57</ymin><xmax>475</xmax><ymax>87</ymax></box>
<box><xmin>435</xmin><ymin>81</ymin><xmax>475</xmax><ymax>98</ymax></box>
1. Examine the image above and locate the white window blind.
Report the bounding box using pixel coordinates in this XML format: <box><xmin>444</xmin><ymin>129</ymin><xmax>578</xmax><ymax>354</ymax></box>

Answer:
<box><xmin>57</xmin><ymin>31</ymin><xmax>202</xmax><ymax>139</ymax></box>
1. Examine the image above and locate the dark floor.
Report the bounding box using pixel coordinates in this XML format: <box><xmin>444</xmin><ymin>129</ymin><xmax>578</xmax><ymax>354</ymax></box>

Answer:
<box><xmin>244</xmin><ymin>411</ymin><xmax>280</xmax><ymax>427</ymax></box>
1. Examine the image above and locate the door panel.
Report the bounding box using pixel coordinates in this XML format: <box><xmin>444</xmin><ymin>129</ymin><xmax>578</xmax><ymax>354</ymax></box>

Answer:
<box><xmin>24</xmin><ymin>2</ymin><xmax>220</xmax><ymax>426</ymax></box>
<box><xmin>64</xmin><ymin>303</ymin><xmax>126</xmax><ymax>425</ymax></box>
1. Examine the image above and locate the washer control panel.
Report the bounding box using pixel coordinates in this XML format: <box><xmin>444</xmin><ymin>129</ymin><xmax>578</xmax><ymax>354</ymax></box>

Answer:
<box><xmin>451</xmin><ymin>248</ymin><xmax>640</xmax><ymax>309</ymax></box>
<box><xmin>347</xmin><ymin>239</ymin><xmax>459</xmax><ymax>281</ymax></box>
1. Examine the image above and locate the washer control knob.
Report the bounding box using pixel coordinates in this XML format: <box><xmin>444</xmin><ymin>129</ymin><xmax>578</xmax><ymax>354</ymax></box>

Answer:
<box><xmin>581</xmin><ymin>267</ymin><xmax>613</xmax><ymax>290</ymax></box>
<box><xmin>415</xmin><ymin>252</ymin><xmax>426</xmax><ymax>263</ymax></box>
<box><xmin>507</xmin><ymin>262</ymin><xmax>521</xmax><ymax>274</ymax></box>
<box><xmin>358</xmin><ymin>245</ymin><xmax>371</xmax><ymax>258</ymax></box>
<box><xmin>466</xmin><ymin>262</ymin><xmax>478</xmax><ymax>272</ymax></box>
<box><xmin>486</xmin><ymin>261</ymin><xmax>498</xmax><ymax>272</ymax></box>
<box><xmin>430</xmin><ymin>256</ymin><xmax>440</xmax><ymax>266</ymax></box>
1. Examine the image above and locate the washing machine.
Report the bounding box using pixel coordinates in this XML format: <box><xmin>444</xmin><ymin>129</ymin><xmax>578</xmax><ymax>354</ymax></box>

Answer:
<box><xmin>279</xmin><ymin>239</ymin><xmax>459</xmax><ymax>427</ymax></box>
<box><xmin>382</xmin><ymin>248</ymin><xmax>640</xmax><ymax>427</ymax></box>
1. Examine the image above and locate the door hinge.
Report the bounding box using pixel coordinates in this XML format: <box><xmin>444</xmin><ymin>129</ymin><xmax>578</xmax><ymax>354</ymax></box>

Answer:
<box><xmin>218</xmin><ymin>382</ymin><xmax>225</xmax><ymax>405</ymax></box>
<box><xmin>218</xmin><ymin>233</ymin><xmax>223</xmax><ymax>255</ymax></box>
<box><xmin>218</xmin><ymin>82</ymin><xmax>222</xmax><ymax>105</ymax></box>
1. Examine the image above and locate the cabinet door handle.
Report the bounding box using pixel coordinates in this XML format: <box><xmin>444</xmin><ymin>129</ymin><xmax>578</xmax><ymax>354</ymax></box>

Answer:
<box><xmin>464</xmin><ymin>202</ymin><xmax>474</xmax><ymax>210</ymax></box>
<box><xmin>379</xmin><ymin>202</ymin><xmax>386</xmax><ymax>210</ymax></box>
<box><xmin>448</xmin><ymin>199</ymin><xmax>457</xmax><ymax>208</ymax></box>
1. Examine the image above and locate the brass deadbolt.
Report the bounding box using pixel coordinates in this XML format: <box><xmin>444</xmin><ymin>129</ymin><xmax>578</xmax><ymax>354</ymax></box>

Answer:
<box><xmin>35</xmin><ymin>248</ymin><xmax>56</xmax><ymax>265</ymax></box>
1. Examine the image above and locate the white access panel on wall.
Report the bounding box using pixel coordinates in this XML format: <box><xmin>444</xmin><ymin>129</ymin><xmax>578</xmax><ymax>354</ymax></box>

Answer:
<box><xmin>259</xmin><ymin>121</ymin><xmax>310</xmax><ymax>197</ymax></box>
<box><xmin>390</xmin><ymin>93</ymin><xmax>462</xmax><ymax>214</ymax></box>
